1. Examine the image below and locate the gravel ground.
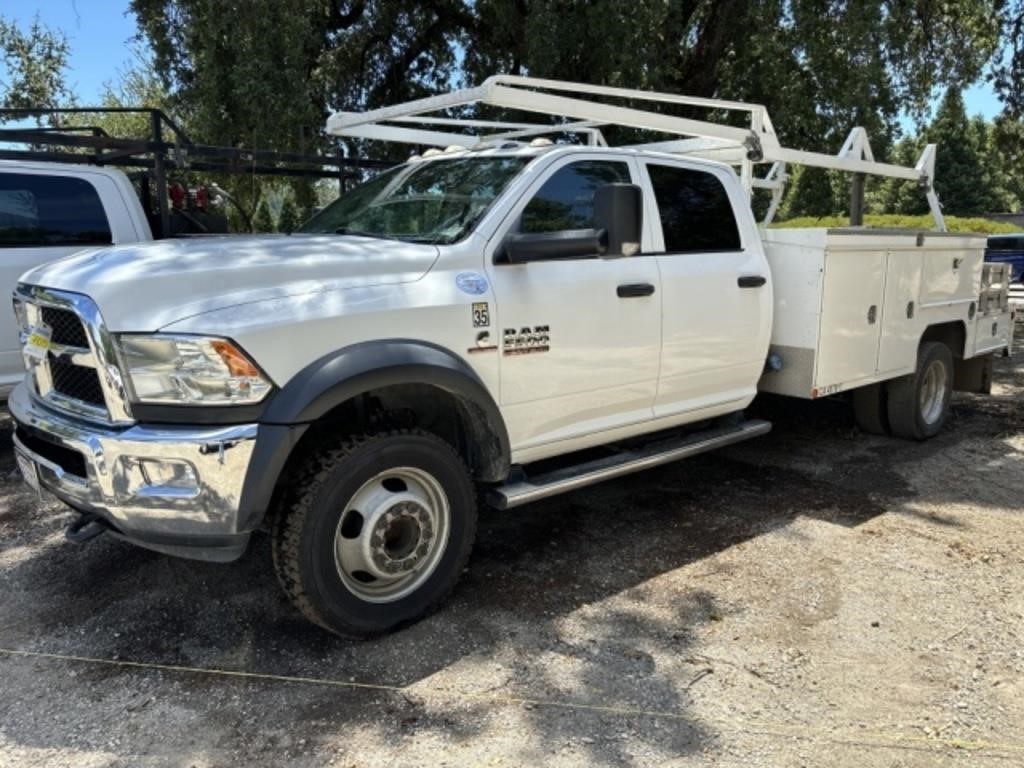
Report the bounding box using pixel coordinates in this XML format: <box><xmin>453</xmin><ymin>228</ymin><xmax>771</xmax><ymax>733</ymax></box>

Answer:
<box><xmin>1</xmin><ymin>340</ymin><xmax>1022</xmax><ymax>767</ymax></box>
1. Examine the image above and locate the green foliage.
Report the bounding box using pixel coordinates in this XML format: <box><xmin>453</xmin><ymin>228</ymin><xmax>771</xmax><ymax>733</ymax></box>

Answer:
<box><xmin>0</xmin><ymin>14</ymin><xmax>73</xmax><ymax>121</ymax></box>
<box><xmin>278</xmin><ymin>195</ymin><xmax>301</xmax><ymax>234</ymax></box>
<box><xmin>252</xmin><ymin>199</ymin><xmax>275</xmax><ymax>233</ymax></box>
<box><xmin>991</xmin><ymin>2</ymin><xmax>1024</xmax><ymax>117</ymax></box>
<box><xmin>780</xmin><ymin>167</ymin><xmax>839</xmax><ymax>219</ymax></box>
<box><xmin>129</xmin><ymin>0</ymin><xmax>1013</xmax><ymax>155</ymax></box>
<box><xmin>870</xmin><ymin>136</ymin><xmax>929</xmax><ymax>216</ymax></box>
<box><xmin>130</xmin><ymin>0</ymin><xmax>466</xmax><ymax>157</ymax></box>
<box><xmin>466</xmin><ymin>0</ymin><xmax>1004</xmax><ymax>149</ymax></box>
<box><xmin>925</xmin><ymin>89</ymin><xmax>999</xmax><ymax>216</ymax></box>
<box><xmin>125</xmin><ymin>0</ymin><xmax>1024</xmax><ymax>225</ymax></box>
<box><xmin>774</xmin><ymin>214</ymin><xmax>1019</xmax><ymax>234</ymax></box>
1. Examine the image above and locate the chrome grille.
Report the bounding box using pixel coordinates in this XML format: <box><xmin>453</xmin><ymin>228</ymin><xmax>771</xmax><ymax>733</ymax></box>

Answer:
<box><xmin>14</xmin><ymin>285</ymin><xmax>134</xmax><ymax>425</ymax></box>
<box><xmin>40</xmin><ymin>305</ymin><xmax>90</xmax><ymax>348</ymax></box>
<box><xmin>49</xmin><ymin>355</ymin><xmax>106</xmax><ymax>406</ymax></box>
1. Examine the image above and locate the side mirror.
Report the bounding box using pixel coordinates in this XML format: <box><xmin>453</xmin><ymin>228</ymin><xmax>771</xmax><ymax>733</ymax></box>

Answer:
<box><xmin>499</xmin><ymin>229</ymin><xmax>606</xmax><ymax>264</ymax></box>
<box><xmin>594</xmin><ymin>183</ymin><xmax>643</xmax><ymax>257</ymax></box>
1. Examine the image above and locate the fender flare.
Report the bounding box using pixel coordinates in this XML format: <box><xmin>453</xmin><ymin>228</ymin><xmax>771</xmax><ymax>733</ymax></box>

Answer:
<box><xmin>261</xmin><ymin>339</ymin><xmax>511</xmax><ymax>480</ymax></box>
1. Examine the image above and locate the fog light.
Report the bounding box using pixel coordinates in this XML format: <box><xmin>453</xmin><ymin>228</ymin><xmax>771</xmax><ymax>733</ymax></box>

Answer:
<box><xmin>136</xmin><ymin>458</ymin><xmax>199</xmax><ymax>498</ymax></box>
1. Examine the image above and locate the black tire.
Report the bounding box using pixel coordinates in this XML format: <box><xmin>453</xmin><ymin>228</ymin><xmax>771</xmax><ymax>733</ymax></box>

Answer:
<box><xmin>271</xmin><ymin>429</ymin><xmax>477</xmax><ymax>636</ymax></box>
<box><xmin>852</xmin><ymin>382</ymin><xmax>889</xmax><ymax>435</ymax></box>
<box><xmin>885</xmin><ymin>342</ymin><xmax>954</xmax><ymax>441</ymax></box>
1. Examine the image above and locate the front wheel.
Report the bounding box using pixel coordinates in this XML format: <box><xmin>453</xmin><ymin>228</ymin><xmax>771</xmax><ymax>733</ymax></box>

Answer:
<box><xmin>886</xmin><ymin>341</ymin><xmax>954</xmax><ymax>441</ymax></box>
<box><xmin>272</xmin><ymin>429</ymin><xmax>478</xmax><ymax>636</ymax></box>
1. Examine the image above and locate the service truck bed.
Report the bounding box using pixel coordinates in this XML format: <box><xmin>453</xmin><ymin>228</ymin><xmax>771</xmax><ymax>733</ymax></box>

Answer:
<box><xmin>758</xmin><ymin>228</ymin><xmax>1013</xmax><ymax>399</ymax></box>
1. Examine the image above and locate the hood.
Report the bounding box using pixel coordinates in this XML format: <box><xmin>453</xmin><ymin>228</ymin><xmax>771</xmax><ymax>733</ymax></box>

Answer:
<box><xmin>20</xmin><ymin>234</ymin><xmax>440</xmax><ymax>331</ymax></box>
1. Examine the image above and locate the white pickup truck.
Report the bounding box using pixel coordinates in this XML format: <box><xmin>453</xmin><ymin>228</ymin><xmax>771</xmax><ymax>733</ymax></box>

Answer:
<box><xmin>9</xmin><ymin>78</ymin><xmax>1013</xmax><ymax>636</ymax></box>
<box><xmin>0</xmin><ymin>160</ymin><xmax>153</xmax><ymax>394</ymax></box>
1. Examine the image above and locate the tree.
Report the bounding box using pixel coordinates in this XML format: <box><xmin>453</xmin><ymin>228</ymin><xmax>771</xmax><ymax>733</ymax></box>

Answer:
<box><xmin>464</xmin><ymin>1</ymin><xmax>1004</xmax><ymax>151</ymax></box>
<box><xmin>278</xmin><ymin>195</ymin><xmax>301</xmax><ymax>234</ymax></box>
<box><xmin>131</xmin><ymin>1</ymin><xmax>1009</xmax><ymax>154</ymax></box>
<box><xmin>871</xmin><ymin>136</ymin><xmax>929</xmax><ymax>216</ymax></box>
<box><xmin>0</xmin><ymin>14</ymin><xmax>73</xmax><ymax>122</ymax></box>
<box><xmin>128</xmin><ymin>1</ymin><xmax>1024</xmax><ymax>220</ymax></box>
<box><xmin>992</xmin><ymin>116</ymin><xmax>1024</xmax><ymax>210</ymax></box>
<box><xmin>253</xmin><ymin>199</ymin><xmax>274</xmax><ymax>233</ymax></box>
<box><xmin>925</xmin><ymin>89</ymin><xmax>999</xmax><ymax>216</ymax></box>
<box><xmin>781</xmin><ymin>167</ymin><xmax>838</xmax><ymax>219</ymax></box>
<box><xmin>991</xmin><ymin>0</ymin><xmax>1024</xmax><ymax>118</ymax></box>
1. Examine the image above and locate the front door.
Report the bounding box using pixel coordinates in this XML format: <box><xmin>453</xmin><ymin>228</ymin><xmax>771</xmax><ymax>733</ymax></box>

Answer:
<box><xmin>485</xmin><ymin>156</ymin><xmax>662</xmax><ymax>457</ymax></box>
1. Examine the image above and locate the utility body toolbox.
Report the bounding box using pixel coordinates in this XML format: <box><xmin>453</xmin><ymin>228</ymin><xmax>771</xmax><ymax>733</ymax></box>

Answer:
<box><xmin>759</xmin><ymin>228</ymin><xmax>1013</xmax><ymax>399</ymax></box>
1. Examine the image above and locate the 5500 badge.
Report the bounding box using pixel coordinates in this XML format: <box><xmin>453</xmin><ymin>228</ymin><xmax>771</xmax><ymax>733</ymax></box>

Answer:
<box><xmin>503</xmin><ymin>325</ymin><xmax>550</xmax><ymax>355</ymax></box>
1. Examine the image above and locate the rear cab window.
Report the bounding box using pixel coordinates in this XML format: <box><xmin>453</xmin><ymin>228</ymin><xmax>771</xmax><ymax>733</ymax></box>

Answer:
<box><xmin>0</xmin><ymin>172</ymin><xmax>113</xmax><ymax>248</ymax></box>
<box><xmin>645</xmin><ymin>163</ymin><xmax>741</xmax><ymax>253</ymax></box>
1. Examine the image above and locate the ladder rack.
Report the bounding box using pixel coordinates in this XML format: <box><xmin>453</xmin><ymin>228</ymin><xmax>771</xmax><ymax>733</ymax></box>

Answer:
<box><xmin>327</xmin><ymin>75</ymin><xmax>944</xmax><ymax>230</ymax></box>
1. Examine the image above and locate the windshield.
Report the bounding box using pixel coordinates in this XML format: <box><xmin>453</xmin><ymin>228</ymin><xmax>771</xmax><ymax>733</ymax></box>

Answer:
<box><xmin>300</xmin><ymin>155</ymin><xmax>530</xmax><ymax>244</ymax></box>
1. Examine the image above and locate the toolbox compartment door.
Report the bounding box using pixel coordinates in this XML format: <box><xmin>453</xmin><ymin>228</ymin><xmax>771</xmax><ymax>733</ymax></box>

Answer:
<box><xmin>815</xmin><ymin>249</ymin><xmax>886</xmax><ymax>389</ymax></box>
<box><xmin>877</xmin><ymin>250</ymin><xmax>924</xmax><ymax>374</ymax></box>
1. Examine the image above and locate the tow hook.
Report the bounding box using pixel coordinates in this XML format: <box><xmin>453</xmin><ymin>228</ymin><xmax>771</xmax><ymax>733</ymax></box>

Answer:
<box><xmin>65</xmin><ymin>513</ymin><xmax>110</xmax><ymax>544</ymax></box>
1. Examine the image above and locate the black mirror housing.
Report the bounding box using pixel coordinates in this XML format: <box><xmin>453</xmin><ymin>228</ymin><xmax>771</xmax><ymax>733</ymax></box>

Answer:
<box><xmin>594</xmin><ymin>183</ymin><xmax>643</xmax><ymax>257</ymax></box>
<box><xmin>499</xmin><ymin>229</ymin><xmax>606</xmax><ymax>264</ymax></box>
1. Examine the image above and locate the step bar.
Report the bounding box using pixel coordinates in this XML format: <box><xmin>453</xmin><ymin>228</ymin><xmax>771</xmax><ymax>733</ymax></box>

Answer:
<box><xmin>489</xmin><ymin>419</ymin><xmax>772</xmax><ymax>510</ymax></box>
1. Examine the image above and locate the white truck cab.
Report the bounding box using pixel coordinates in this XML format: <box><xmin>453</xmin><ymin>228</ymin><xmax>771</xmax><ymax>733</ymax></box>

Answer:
<box><xmin>8</xmin><ymin>79</ymin><xmax>1013</xmax><ymax>636</ymax></box>
<box><xmin>0</xmin><ymin>160</ymin><xmax>152</xmax><ymax>393</ymax></box>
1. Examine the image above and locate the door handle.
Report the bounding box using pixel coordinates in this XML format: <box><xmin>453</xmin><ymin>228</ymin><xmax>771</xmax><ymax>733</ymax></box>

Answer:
<box><xmin>738</xmin><ymin>275</ymin><xmax>767</xmax><ymax>288</ymax></box>
<box><xmin>617</xmin><ymin>283</ymin><xmax>655</xmax><ymax>298</ymax></box>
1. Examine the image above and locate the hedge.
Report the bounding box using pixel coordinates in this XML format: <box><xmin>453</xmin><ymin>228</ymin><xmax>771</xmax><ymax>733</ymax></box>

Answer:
<box><xmin>773</xmin><ymin>214</ymin><xmax>1020</xmax><ymax>234</ymax></box>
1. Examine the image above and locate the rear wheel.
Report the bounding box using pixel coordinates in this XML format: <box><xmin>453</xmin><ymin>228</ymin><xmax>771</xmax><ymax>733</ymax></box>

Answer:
<box><xmin>272</xmin><ymin>429</ymin><xmax>478</xmax><ymax>636</ymax></box>
<box><xmin>886</xmin><ymin>342</ymin><xmax>954</xmax><ymax>441</ymax></box>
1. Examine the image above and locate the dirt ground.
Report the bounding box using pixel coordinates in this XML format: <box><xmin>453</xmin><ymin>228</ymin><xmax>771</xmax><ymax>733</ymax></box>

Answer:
<box><xmin>1</xmin><ymin>339</ymin><xmax>1022</xmax><ymax>768</ymax></box>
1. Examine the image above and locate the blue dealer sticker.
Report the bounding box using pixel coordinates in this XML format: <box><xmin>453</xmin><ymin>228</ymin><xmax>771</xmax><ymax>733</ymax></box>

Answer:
<box><xmin>456</xmin><ymin>272</ymin><xmax>489</xmax><ymax>295</ymax></box>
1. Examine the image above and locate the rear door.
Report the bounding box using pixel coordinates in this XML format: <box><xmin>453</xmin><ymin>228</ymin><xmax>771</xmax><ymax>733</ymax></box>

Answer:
<box><xmin>484</xmin><ymin>155</ymin><xmax>662</xmax><ymax>456</ymax></box>
<box><xmin>642</xmin><ymin>161</ymin><xmax>772</xmax><ymax>418</ymax></box>
<box><xmin>0</xmin><ymin>171</ymin><xmax>115</xmax><ymax>388</ymax></box>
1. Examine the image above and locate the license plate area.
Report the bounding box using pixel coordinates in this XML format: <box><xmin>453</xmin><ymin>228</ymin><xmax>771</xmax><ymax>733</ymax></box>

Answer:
<box><xmin>15</xmin><ymin>449</ymin><xmax>41</xmax><ymax>492</ymax></box>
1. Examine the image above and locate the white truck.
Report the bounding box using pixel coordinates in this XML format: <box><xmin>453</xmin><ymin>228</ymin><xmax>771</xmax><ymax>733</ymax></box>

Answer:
<box><xmin>0</xmin><ymin>160</ymin><xmax>153</xmax><ymax>394</ymax></box>
<box><xmin>9</xmin><ymin>78</ymin><xmax>1013</xmax><ymax>636</ymax></box>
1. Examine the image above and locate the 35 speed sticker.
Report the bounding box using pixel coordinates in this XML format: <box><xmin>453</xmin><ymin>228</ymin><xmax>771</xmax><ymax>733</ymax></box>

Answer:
<box><xmin>472</xmin><ymin>302</ymin><xmax>490</xmax><ymax>328</ymax></box>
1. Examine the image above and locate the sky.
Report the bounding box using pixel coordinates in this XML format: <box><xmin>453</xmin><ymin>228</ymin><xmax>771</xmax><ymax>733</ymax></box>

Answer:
<box><xmin>5</xmin><ymin>0</ymin><xmax>141</xmax><ymax>103</ymax></box>
<box><xmin>1</xmin><ymin>1</ymin><xmax>1009</xmax><ymax>126</ymax></box>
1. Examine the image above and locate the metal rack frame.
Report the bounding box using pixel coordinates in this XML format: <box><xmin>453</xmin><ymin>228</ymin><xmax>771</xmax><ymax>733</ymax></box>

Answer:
<box><xmin>1</xmin><ymin>108</ymin><xmax>388</xmax><ymax>236</ymax></box>
<box><xmin>327</xmin><ymin>75</ymin><xmax>944</xmax><ymax>230</ymax></box>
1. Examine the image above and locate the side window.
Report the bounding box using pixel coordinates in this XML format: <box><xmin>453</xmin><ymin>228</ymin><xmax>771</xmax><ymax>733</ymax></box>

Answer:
<box><xmin>0</xmin><ymin>173</ymin><xmax>113</xmax><ymax>248</ymax></box>
<box><xmin>520</xmin><ymin>160</ymin><xmax>630</xmax><ymax>233</ymax></box>
<box><xmin>647</xmin><ymin>164</ymin><xmax>741</xmax><ymax>253</ymax></box>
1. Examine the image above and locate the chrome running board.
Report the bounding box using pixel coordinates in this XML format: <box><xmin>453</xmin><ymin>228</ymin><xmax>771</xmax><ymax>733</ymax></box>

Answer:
<box><xmin>489</xmin><ymin>419</ymin><xmax>771</xmax><ymax>510</ymax></box>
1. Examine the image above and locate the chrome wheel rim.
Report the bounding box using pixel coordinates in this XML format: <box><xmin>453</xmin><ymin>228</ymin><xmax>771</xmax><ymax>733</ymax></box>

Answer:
<box><xmin>919</xmin><ymin>359</ymin><xmax>948</xmax><ymax>425</ymax></box>
<box><xmin>334</xmin><ymin>467</ymin><xmax>451</xmax><ymax>603</ymax></box>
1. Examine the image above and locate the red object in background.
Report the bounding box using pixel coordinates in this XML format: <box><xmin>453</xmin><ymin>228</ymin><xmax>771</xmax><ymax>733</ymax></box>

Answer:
<box><xmin>195</xmin><ymin>186</ymin><xmax>209</xmax><ymax>212</ymax></box>
<box><xmin>169</xmin><ymin>182</ymin><xmax>187</xmax><ymax>210</ymax></box>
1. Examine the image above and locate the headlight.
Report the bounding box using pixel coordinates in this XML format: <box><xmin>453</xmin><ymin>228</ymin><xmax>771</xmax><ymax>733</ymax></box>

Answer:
<box><xmin>116</xmin><ymin>334</ymin><xmax>273</xmax><ymax>405</ymax></box>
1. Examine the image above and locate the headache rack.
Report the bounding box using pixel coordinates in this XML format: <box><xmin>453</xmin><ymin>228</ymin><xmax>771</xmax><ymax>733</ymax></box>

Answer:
<box><xmin>327</xmin><ymin>75</ymin><xmax>945</xmax><ymax>231</ymax></box>
<box><xmin>0</xmin><ymin>107</ymin><xmax>388</xmax><ymax>238</ymax></box>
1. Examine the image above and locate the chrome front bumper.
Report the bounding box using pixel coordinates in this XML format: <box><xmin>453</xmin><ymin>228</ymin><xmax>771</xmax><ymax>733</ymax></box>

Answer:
<box><xmin>9</xmin><ymin>381</ymin><xmax>260</xmax><ymax>560</ymax></box>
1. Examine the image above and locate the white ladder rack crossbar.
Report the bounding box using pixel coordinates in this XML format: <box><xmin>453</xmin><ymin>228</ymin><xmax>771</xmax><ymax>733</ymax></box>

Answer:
<box><xmin>327</xmin><ymin>75</ymin><xmax>944</xmax><ymax>230</ymax></box>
